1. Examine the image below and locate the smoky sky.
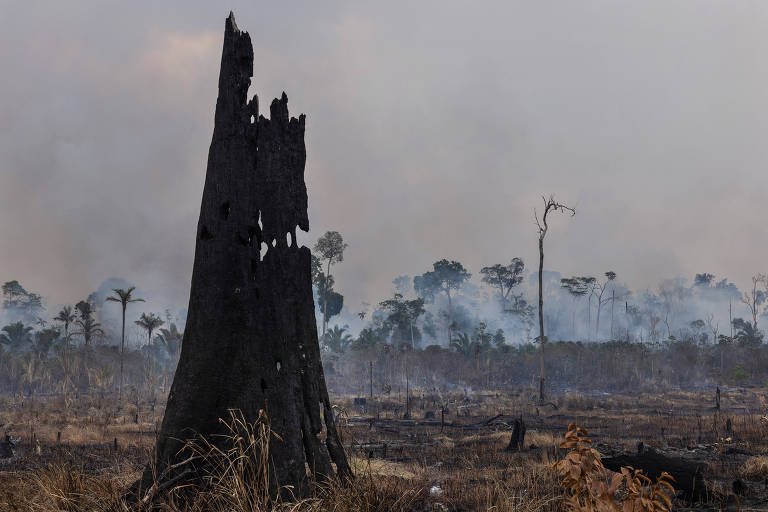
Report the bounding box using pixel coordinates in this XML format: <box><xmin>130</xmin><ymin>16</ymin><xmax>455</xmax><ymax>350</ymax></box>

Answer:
<box><xmin>1</xmin><ymin>1</ymin><xmax>768</xmax><ymax>316</ymax></box>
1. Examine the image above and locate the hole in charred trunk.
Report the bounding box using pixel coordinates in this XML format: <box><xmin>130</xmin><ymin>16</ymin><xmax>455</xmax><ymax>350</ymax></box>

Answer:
<box><xmin>199</xmin><ymin>225</ymin><xmax>213</xmax><ymax>240</ymax></box>
<box><xmin>220</xmin><ymin>201</ymin><xmax>231</xmax><ymax>220</ymax></box>
<box><xmin>250</xmin><ymin>259</ymin><xmax>258</xmax><ymax>281</ymax></box>
<box><xmin>260</xmin><ymin>378</ymin><xmax>267</xmax><ymax>392</ymax></box>
<box><xmin>247</xmin><ymin>225</ymin><xmax>259</xmax><ymax>247</ymax></box>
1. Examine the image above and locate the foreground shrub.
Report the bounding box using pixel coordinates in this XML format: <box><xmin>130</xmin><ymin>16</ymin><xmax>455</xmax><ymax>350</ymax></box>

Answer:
<box><xmin>553</xmin><ymin>424</ymin><xmax>675</xmax><ymax>511</ymax></box>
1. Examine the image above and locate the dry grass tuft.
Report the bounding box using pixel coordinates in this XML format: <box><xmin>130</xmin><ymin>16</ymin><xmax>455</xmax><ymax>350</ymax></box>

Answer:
<box><xmin>740</xmin><ymin>455</ymin><xmax>768</xmax><ymax>481</ymax></box>
<box><xmin>16</xmin><ymin>466</ymin><xmax>126</xmax><ymax>512</ymax></box>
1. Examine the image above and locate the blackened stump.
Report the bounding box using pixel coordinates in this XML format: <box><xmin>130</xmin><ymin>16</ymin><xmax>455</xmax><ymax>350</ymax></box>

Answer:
<box><xmin>140</xmin><ymin>12</ymin><xmax>351</xmax><ymax>497</ymax></box>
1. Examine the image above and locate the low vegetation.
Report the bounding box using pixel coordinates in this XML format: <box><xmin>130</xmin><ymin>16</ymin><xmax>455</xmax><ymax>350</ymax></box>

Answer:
<box><xmin>3</xmin><ymin>387</ymin><xmax>768</xmax><ymax>510</ymax></box>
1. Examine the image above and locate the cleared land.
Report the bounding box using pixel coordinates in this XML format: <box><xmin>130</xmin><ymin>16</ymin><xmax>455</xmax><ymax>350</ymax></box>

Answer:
<box><xmin>2</xmin><ymin>387</ymin><xmax>767</xmax><ymax>510</ymax></box>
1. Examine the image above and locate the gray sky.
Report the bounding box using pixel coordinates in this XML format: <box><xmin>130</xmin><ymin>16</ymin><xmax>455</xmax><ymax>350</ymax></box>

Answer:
<box><xmin>1</xmin><ymin>1</ymin><xmax>767</xmax><ymax>315</ymax></box>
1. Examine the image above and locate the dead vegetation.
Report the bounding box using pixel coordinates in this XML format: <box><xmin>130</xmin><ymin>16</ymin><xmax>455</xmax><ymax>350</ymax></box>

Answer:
<box><xmin>2</xmin><ymin>387</ymin><xmax>768</xmax><ymax>510</ymax></box>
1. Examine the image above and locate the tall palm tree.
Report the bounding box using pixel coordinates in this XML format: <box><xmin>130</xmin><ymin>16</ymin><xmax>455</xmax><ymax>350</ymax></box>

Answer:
<box><xmin>135</xmin><ymin>313</ymin><xmax>164</xmax><ymax>347</ymax></box>
<box><xmin>105</xmin><ymin>287</ymin><xmax>144</xmax><ymax>400</ymax></box>
<box><xmin>54</xmin><ymin>305</ymin><xmax>76</xmax><ymax>351</ymax></box>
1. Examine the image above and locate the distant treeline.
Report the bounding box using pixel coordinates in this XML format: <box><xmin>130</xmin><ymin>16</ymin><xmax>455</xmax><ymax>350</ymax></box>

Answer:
<box><xmin>323</xmin><ymin>338</ymin><xmax>767</xmax><ymax>396</ymax></box>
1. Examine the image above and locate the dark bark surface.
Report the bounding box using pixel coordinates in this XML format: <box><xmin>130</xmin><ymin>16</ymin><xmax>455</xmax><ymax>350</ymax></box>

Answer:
<box><xmin>505</xmin><ymin>417</ymin><xmax>526</xmax><ymax>452</ymax></box>
<box><xmin>139</xmin><ymin>12</ymin><xmax>350</xmax><ymax>498</ymax></box>
<box><xmin>602</xmin><ymin>449</ymin><xmax>707</xmax><ymax>501</ymax></box>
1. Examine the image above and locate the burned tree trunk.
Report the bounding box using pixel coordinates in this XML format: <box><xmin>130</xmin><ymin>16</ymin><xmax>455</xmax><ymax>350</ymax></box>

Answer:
<box><xmin>138</xmin><ymin>12</ymin><xmax>350</xmax><ymax>498</ymax></box>
<box><xmin>505</xmin><ymin>417</ymin><xmax>526</xmax><ymax>452</ymax></box>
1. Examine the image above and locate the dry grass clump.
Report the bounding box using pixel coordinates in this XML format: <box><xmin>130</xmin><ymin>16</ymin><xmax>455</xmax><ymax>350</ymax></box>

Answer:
<box><xmin>740</xmin><ymin>455</ymin><xmax>768</xmax><ymax>481</ymax></box>
<box><xmin>9</xmin><ymin>466</ymin><xmax>128</xmax><ymax>512</ymax></box>
<box><xmin>442</xmin><ymin>461</ymin><xmax>562</xmax><ymax>511</ymax></box>
<box><xmin>310</xmin><ymin>475</ymin><xmax>427</xmax><ymax>512</ymax></box>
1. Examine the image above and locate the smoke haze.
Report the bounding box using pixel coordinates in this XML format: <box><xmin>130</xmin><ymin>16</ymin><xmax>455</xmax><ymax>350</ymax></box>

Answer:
<box><xmin>2</xmin><ymin>1</ymin><xmax>767</xmax><ymax>319</ymax></box>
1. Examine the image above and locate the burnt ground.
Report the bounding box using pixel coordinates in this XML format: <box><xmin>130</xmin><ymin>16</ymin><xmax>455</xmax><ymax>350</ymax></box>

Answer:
<box><xmin>1</xmin><ymin>388</ymin><xmax>768</xmax><ymax>510</ymax></box>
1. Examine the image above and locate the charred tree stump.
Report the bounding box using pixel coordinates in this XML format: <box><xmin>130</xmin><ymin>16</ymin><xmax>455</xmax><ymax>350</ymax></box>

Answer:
<box><xmin>137</xmin><ymin>12</ymin><xmax>351</xmax><ymax>500</ymax></box>
<box><xmin>505</xmin><ymin>417</ymin><xmax>526</xmax><ymax>452</ymax></box>
<box><xmin>715</xmin><ymin>386</ymin><xmax>721</xmax><ymax>411</ymax></box>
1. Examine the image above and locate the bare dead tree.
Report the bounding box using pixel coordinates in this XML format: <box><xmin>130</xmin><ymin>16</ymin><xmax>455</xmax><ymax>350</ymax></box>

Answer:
<box><xmin>534</xmin><ymin>195</ymin><xmax>575</xmax><ymax>402</ymax></box>
<box><xmin>593</xmin><ymin>271</ymin><xmax>617</xmax><ymax>340</ymax></box>
<box><xmin>741</xmin><ymin>274</ymin><xmax>767</xmax><ymax>332</ymax></box>
<box><xmin>705</xmin><ymin>313</ymin><xmax>718</xmax><ymax>347</ymax></box>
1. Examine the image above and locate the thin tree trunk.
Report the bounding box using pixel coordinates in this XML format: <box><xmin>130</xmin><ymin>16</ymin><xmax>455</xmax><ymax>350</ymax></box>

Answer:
<box><xmin>596</xmin><ymin>302</ymin><xmax>602</xmax><ymax>341</ymax></box>
<box><xmin>538</xmin><ymin>236</ymin><xmax>545</xmax><ymax>401</ymax></box>
<box><xmin>322</xmin><ymin>260</ymin><xmax>331</xmax><ymax>342</ymax></box>
<box><xmin>120</xmin><ymin>306</ymin><xmax>125</xmax><ymax>402</ymax></box>
<box><xmin>729</xmin><ymin>301</ymin><xmax>733</xmax><ymax>338</ymax></box>
<box><xmin>610</xmin><ymin>290</ymin><xmax>615</xmax><ymax>339</ymax></box>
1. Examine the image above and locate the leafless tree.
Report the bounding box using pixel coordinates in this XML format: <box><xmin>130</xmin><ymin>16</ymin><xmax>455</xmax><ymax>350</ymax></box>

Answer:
<box><xmin>593</xmin><ymin>271</ymin><xmax>617</xmax><ymax>340</ymax></box>
<box><xmin>534</xmin><ymin>195</ymin><xmax>575</xmax><ymax>401</ymax></box>
<box><xmin>705</xmin><ymin>313</ymin><xmax>718</xmax><ymax>347</ymax></box>
<box><xmin>741</xmin><ymin>274</ymin><xmax>767</xmax><ymax>332</ymax></box>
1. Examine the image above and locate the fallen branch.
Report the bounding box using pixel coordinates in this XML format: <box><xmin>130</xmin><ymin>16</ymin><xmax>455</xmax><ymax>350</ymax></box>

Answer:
<box><xmin>140</xmin><ymin>454</ymin><xmax>201</xmax><ymax>505</ymax></box>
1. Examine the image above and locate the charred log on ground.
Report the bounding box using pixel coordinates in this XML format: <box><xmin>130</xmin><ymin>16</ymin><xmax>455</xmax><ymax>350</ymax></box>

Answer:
<box><xmin>602</xmin><ymin>446</ymin><xmax>708</xmax><ymax>502</ymax></box>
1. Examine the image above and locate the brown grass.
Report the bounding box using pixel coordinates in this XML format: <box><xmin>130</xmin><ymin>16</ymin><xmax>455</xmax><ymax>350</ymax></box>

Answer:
<box><xmin>740</xmin><ymin>455</ymin><xmax>768</xmax><ymax>481</ymax></box>
<box><xmin>3</xmin><ymin>388</ymin><xmax>768</xmax><ymax>510</ymax></box>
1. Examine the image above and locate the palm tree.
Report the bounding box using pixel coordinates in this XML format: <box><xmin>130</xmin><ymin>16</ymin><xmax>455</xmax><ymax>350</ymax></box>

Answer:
<box><xmin>155</xmin><ymin>323</ymin><xmax>183</xmax><ymax>393</ymax></box>
<box><xmin>0</xmin><ymin>322</ymin><xmax>34</xmax><ymax>349</ymax></box>
<box><xmin>449</xmin><ymin>332</ymin><xmax>475</xmax><ymax>359</ymax></box>
<box><xmin>74</xmin><ymin>301</ymin><xmax>104</xmax><ymax>346</ymax></box>
<box><xmin>105</xmin><ymin>287</ymin><xmax>144</xmax><ymax>400</ymax></box>
<box><xmin>54</xmin><ymin>305</ymin><xmax>76</xmax><ymax>351</ymax></box>
<box><xmin>325</xmin><ymin>325</ymin><xmax>352</xmax><ymax>354</ymax></box>
<box><xmin>135</xmin><ymin>313</ymin><xmax>164</xmax><ymax>347</ymax></box>
<box><xmin>156</xmin><ymin>323</ymin><xmax>183</xmax><ymax>357</ymax></box>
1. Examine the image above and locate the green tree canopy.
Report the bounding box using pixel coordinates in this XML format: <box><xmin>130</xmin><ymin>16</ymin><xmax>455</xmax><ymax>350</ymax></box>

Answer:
<box><xmin>480</xmin><ymin>258</ymin><xmax>524</xmax><ymax>308</ymax></box>
<box><xmin>2</xmin><ymin>280</ymin><xmax>43</xmax><ymax>320</ymax></box>
<box><xmin>378</xmin><ymin>293</ymin><xmax>426</xmax><ymax>348</ymax></box>
<box><xmin>413</xmin><ymin>259</ymin><xmax>471</xmax><ymax>307</ymax></box>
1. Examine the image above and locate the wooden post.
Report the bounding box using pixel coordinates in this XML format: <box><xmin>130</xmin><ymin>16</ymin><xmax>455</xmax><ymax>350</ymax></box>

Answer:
<box><xmin>716</xmin><ymin>386</ymin><xmax>721</xmax><ymax>411</ymax></box>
